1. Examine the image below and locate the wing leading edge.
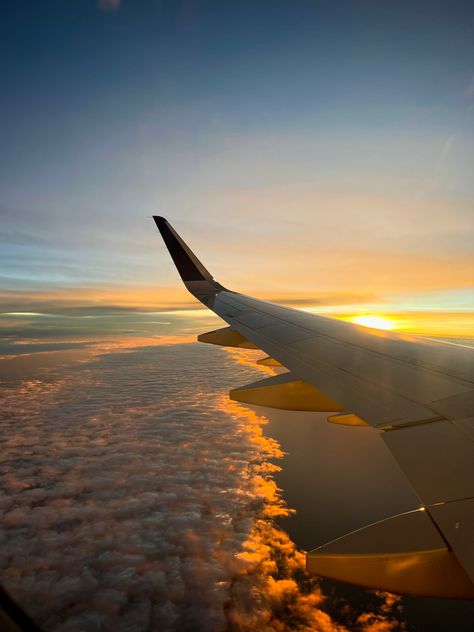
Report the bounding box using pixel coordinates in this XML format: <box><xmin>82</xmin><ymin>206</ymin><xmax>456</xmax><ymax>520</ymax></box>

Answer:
<box><xmin>154</xmin><ymin>216</ymin><xmax>474</xmax><ymax>599</ymax></box>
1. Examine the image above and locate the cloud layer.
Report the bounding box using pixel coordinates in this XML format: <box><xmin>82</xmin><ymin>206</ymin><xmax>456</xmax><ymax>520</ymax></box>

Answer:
<box><xmin>0</xmin><ymin>342</ymin><xmax>403</xmax><ymax>630</ymax></box>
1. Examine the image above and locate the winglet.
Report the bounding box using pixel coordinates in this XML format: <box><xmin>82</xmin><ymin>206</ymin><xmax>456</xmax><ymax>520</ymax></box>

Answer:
<box><xmin>153</xmin><ymin>216</ymin><xmax>214</xmax><ymax>283</ymax></box>
<box><xmin>153</xmin><ymin>216</ymin><xmax>226</xmax><ymax>305</ymax></box>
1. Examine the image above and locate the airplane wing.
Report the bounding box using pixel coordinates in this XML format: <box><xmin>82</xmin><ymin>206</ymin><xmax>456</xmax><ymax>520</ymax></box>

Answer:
<box><xmin>154</xmin><ymin>216</ymin><xmax>474</xmax><ymax>599</ymax></box>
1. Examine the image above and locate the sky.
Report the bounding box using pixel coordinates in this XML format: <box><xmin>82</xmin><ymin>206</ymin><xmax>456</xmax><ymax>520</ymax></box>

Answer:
<box><xmin>1</xmin><ymin>5</ymin><xmax>474</xmax><ymax>629</ymax></box>
<box><xmin>1</xmin><ymin>0</ymin><xmax>473</xmax><ymax>339</ymax></box>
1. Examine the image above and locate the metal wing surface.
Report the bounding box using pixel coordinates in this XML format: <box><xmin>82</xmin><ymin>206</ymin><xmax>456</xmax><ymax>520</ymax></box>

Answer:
<box><xmin>154</xmin><ymin>216</ymin><xmax>474</xmax><ymax>599</ymax></box>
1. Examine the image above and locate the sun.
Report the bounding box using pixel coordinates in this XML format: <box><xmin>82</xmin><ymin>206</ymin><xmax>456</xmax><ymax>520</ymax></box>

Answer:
<box><xmin>349</xmin><ymin>315</ymin><xmax>394</xmax><ymax>331</ymax></box>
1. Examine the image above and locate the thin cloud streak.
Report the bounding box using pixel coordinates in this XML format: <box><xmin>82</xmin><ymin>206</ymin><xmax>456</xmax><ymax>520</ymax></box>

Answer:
<box><xmin>98</xmin><ymin>0</ymin><xmax>121</xmax><ymax>12</ymax></box>
<box><xmin>0</xmin><ymin>287</ymin><xmax>383</xmax><ymax>316</ymax></box>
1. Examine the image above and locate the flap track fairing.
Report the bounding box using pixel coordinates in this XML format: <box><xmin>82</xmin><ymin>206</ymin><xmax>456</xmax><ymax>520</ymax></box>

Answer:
<box><xmin>256</xmin><ymin>356</ymin><xmax>283</xmax><ymax>367</ymax></box>
<box><xmin>327</xmin><ymin>413</ymin><xmax>369</xmax><ymax>427</ymax></box>
<box><xmin>230</xmin><ymin>372</ymin><xmax>343</xmax><ymax>412</ymax></box>
<box><xmin>198</xmin><ymin>326</ymin><xmax>258</xmax><ymax>349</ymax></box>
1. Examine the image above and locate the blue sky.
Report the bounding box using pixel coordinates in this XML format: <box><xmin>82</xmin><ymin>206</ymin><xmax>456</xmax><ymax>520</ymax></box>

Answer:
<box><xmin>1</xmin><ymin>0</ymin><xmax>473</xmax><ymax>321</ymax></box>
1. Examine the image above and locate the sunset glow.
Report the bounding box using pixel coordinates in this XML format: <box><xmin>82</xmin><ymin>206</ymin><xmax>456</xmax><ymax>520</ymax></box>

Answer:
<box><xmin>0</xmin><ymin>2</ymin><xmax>472</xmax><ymax>343</ymax></box>
<box><xmin>348</xmin><ymin>315</ymin><xmax>395</xmax><ymax>331</ymax></box>
<box><xmin>1</xmin><ymin>1</ymin><xmax>474</xmax><ymax>630</ymax></box>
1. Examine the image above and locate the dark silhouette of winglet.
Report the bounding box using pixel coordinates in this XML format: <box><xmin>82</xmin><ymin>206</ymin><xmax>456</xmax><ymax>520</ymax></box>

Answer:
<box><xmin>153</xmin><ymin>216</ymin><xmax>214</xmax><ymax>283</ymax></box>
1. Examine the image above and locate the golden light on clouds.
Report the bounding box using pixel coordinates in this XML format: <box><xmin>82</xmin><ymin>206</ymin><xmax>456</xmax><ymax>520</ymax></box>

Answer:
<box><xmin>220</xmin><ymin>354</ymin><xmax>404</xmax><ymax>631</ymax></box>
<box><xmin>0</xmin><ymin>286</ymin><xmax>198</xmax><ymax>314</ymax></box>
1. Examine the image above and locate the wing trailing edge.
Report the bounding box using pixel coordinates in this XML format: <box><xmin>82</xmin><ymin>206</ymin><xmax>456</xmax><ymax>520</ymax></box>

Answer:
<box><xmin>307</xmin><ymin>508</ymin><xmax>474</xmax><ymax>599</ymax></box>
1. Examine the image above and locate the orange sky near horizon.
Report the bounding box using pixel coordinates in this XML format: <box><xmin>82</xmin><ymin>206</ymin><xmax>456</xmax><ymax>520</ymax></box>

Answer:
<box><xmin>1</xmin><ymin>282</ymin><xmax>472</xmax><ymax>339</ymax></box>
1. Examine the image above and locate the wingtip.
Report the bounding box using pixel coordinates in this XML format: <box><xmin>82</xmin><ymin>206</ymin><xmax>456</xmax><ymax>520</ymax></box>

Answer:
<box><xmin>153</xmin><ymin>214</ymin><xmax>216</xmax><ymax>285</ymax></box>
<box><xmin>153</xmin><ymin>215</ymin><xmax>167</xmax><ymax>228</ymax></box>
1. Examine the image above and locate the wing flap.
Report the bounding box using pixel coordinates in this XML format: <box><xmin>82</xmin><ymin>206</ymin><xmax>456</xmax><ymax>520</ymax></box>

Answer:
<box><xmin>306</xmin><ymin>509</ymin><xmax>474</xmax><ymax>599</ymax></box>
<box><xmin>382</xmin><ymin>420</ymin><xmax>474</xmax><ymax>505</ymax></box>
<box><xmin>430</xmin><ymin>498</ymin><xmax>474</xmax><ymax>583</ymax></box>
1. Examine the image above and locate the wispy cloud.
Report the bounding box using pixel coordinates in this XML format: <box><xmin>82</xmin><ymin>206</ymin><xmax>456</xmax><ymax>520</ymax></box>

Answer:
<box><xmin>465</xmin><ymin>75</ymin><xmax>474</xmax><ymax>98</ymax></box>
<box><xmin>0</xmin><ymin>287</ymin><xmax>383</xmax><ymax>316</ymax></box>
<box><xmin>98</xmin><ymin>0</ymin><xmax>121</xmax><ymax>12</ymax></box>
